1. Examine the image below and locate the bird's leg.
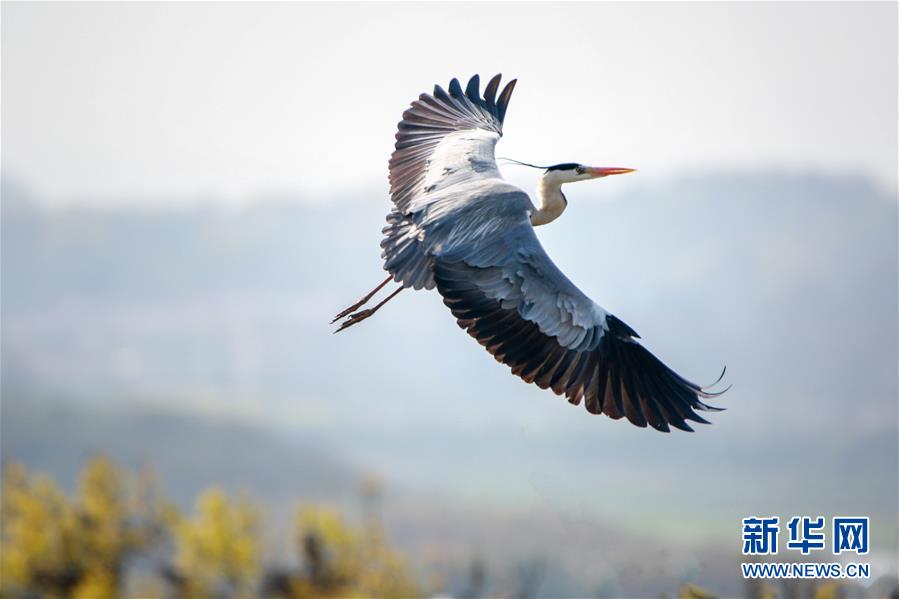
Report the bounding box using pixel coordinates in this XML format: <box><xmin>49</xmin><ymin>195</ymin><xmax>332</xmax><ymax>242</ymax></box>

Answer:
<box><xmin>331</xmin><ymin>275</ymin><xmax>393</xmax><ymax>323</ymax></box>
<box><xmin>334</xmin><ymin>286</ymin><xmax>404</xmax><ymax>333</ymax></box>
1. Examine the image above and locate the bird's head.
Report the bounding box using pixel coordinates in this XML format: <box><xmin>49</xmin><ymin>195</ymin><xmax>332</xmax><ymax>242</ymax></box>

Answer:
<box><xmin>541</xmin><ymin>162</ymin><xmax>635</xmax><ymax>185</ymax></box>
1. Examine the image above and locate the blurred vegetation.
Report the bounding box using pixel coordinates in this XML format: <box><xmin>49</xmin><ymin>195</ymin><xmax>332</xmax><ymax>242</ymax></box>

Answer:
<box><xmin>3</xmin><ymin>457</ymin><xmax>896</xmax><ymax>598</ymax></box>
<box><xmin>1</xmin><ymin>457</ymin><xmax>421</xmax><ymax>598</ymax></box>
<box><xmin>1</xmin><ymin>457</ymin><xmax>168</xmax><ymax>598</ymax></box>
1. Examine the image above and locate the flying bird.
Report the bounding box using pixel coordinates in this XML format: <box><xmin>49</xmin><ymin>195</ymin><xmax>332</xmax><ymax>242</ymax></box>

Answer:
<box><xmin>333</xmin><ymin>74</ymin><xmax>726</xmax><ymax>432</ymax></box>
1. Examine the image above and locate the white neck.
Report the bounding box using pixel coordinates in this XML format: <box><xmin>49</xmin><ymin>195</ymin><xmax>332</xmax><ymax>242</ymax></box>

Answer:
<box><xmin>530</xmin><ymin>176</ymin><xmax>567</xmax><ymax>226</ymax></box>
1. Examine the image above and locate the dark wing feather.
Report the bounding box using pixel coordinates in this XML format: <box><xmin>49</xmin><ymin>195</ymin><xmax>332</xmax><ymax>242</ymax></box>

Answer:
<box><xmin>433</xmin><ymin>260</ymin><xmax>722</xmax><ymax>432</ymax></box>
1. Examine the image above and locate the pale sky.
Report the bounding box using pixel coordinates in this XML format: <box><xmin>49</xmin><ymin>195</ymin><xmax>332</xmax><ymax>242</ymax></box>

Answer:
<box><xmin>2</xmin><ymin>2</ymin><xmax>897</xmax><ymax>205</ymax></box>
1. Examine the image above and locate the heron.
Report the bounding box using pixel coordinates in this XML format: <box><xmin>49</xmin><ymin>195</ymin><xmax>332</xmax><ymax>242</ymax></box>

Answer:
<box><xmin>333</xmin><ymin>74</ymin><xmax>726</xmax><ymax>432</ymax></box>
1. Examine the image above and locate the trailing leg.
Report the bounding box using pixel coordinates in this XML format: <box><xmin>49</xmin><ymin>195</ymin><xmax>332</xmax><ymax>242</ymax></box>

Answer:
<box><xmin>333</xmin><ymin>287</ymin><xmax>404</xmax><ymax>333</ymax></box>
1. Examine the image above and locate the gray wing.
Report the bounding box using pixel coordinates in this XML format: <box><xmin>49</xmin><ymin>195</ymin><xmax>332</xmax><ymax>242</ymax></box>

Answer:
<box><xmin>381</xmin><ymin>74</ymin><xmax>516</xmax><ymax>290</ymax></box>
<box><xmin>420</xmin><ymin>186</ymin><xmax>723</xmax><ymax>432</ymax></box>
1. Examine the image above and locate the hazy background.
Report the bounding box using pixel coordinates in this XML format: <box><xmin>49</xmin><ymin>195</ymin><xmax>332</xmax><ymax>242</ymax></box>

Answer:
<box><xmin>2</xmin><ymin>2</ymin><xmax>897</xmax><ymax>596</ymax></box>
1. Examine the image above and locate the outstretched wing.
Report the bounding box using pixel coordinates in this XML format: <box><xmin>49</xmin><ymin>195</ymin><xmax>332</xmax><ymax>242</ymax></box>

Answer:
<box><xmin>388</xmin><ymin>74</ymin><xmax>516</xmax><ymax>215</ymax></box>
<box><xmin>381</xmin><ymin>74</ymin><xmax>516</xmax><ymax>290</ymax></box>
<box><xmin>421</xmin><ymin>190</ymin><xmax>724</xmax><ymax>432</ymax></box>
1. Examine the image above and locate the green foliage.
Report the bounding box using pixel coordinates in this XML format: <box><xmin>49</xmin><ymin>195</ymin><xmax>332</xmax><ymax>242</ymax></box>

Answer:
<box><xmin>286</xmin><ymin>505</ymin><xmax>420</xmax><ymax>598</ymax></box>
<box><xmin>1</xmin><ymin>457</ymin><xmax>884</xmax><ymax>599</ymax></box>
<box><xmin>1</xmin><ymin>461</ymin><xmax>77</xmax><ymax>597</ymax></box>
<box><xmin>679</xmin><ymin>582</ymin><xmax>718</xmax><ymax>599</ymax></box>
<box><xmin>1</xmin><ymin>458</ymin><xmax>421</xmax><ymax>598</ymax></box>
<box><xmin>168</xmin><ymin>488</ymin><xmax>260</xmax><ymax>598</ymax></box>
<box><xmin>1</xmin><ymin>457</ymin><xmax>167</xmax><ymax>598</ymax></box>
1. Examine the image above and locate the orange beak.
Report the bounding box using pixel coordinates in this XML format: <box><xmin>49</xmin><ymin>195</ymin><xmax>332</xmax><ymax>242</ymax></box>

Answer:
<box><xmin>586</xmin><ymin>167</ymin><xmax>636</xmax><ymax>178</ymax></box>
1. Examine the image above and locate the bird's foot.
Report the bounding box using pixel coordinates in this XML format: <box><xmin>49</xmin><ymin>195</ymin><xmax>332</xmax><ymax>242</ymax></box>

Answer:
<box><xmin>332</xmin><ymin>300</ymin><xmax>368</xmax><ymax>324</ymax></box>
<box><xmin>333</xmin><ymin>286</ymin><xmax>403</xmax><ymax>333</ymax></box>
<box><xmin>333</xmin><ymin>308</ymin><xmax>374</xmax><ymax>333</ymax></box>
<box><xmin>331</xmin><ymin>275</ymin><xmax>393</xmax><ymax>323</ymax></box>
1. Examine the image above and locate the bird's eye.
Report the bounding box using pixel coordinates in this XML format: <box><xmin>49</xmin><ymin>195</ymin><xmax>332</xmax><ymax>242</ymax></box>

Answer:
<box><xmin>575</xmin><ymin>166</ymin><xmax>585</xmax><ymax>175</ymax></box>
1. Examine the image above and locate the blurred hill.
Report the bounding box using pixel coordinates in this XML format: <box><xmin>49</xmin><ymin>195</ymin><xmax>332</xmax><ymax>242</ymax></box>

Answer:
<box><xmin>2</xmin><ymin>171</ymin><xmax>897</xmax><ymax>596</ymax></box>
<box><xmin>0</xmin><ymin>393</ymin><xmax>359</xmax><ymax>508</ymax></box>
